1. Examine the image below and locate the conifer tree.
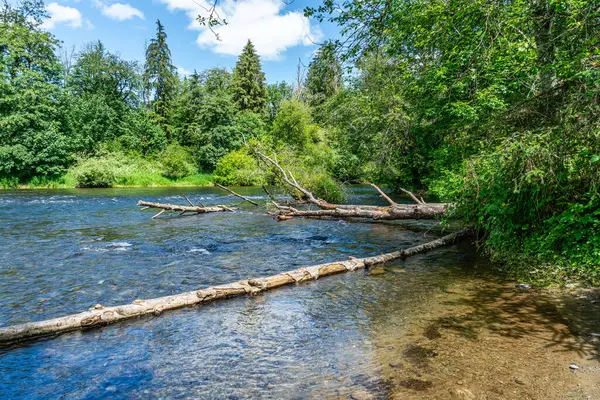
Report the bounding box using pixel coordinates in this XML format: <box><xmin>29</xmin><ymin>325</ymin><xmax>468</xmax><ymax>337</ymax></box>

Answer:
<box><xmin>305</xmin><ymin>41</ymin><xmax>342</xmax><ymax>108</ymax></box>
<box><xmin>144</xmin><ymin>20</ymin><xmax>176</xmax><ymax>127</ymax></box>
<box><xmin>231</xmin><ymin>40</ymin><xmax>267</xmax><ymax>113</ymax></box>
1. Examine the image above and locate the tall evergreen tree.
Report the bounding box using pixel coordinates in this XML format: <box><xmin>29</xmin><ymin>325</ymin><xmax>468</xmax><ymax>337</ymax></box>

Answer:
<box><xmin>144</xmin><ymin>20</ymin><xmax>176</xmax><ymax>127</ymax></box>
<box><xmin>305</xmin><ymin>41</ymin><xmax>342</xmax><ymax>109</ymax></box>
<box><xmin>231</xmin><ymin>40</ymin><xmax>267</xmax><ymax>113</ymax></box>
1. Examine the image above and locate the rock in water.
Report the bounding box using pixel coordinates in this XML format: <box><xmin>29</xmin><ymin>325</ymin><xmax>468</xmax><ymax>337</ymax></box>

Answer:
<box><xmin>350</xmin><ymin>390</ymin><xmax>375</xmax><ymax>400</ymax></box>
<box><xmin>368</xmin><ymin>266</ymin><xmax>385</xmax><ymax>275</ymax></box>
<box><xmin>516</xmin><ymin>283</ymin><xmax>532</xmax><ymax>289</ymax></box>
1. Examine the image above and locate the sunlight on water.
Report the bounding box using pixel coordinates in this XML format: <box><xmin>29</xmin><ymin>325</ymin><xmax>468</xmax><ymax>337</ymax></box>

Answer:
<box><xmin>0</xmin><ymin>187</ymin><xmax>484</xmax><ymax>399</ymax></box>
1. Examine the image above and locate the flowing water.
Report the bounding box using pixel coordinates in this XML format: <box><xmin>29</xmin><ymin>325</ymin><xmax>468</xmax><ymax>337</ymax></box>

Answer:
<box><xmin>0</xmin><ymin>187</ymin><xmax>598</xmax><ymax>399</ymax></box>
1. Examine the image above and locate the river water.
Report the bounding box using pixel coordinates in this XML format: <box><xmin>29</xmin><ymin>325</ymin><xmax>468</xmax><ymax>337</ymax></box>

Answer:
<box><xmin>0</xmin><ymin>187</ymin><xmax>598</xmax><ymax>399</ymax></box>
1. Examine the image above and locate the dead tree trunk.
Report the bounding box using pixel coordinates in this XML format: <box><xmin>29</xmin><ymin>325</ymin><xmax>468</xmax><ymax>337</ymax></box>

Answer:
<box><xmin>0</xmin><ymin>228</ymin><xmax>471</xmax><ymax>344</ymax></box>
<box><xmin>137</xmin><ymin>200</ymin><xmax>235</xmax><ymax>218</ymax></box>
<box><xmin>253</xmin><ymin>150</ymin><xmax>449</xmax><ymax>220</ymax></box>
<box><xmin>215</xmin><ymin>183</ymin><xmax>259</xmax><ymax>206</ymax></box>
<box><xmin>138</xmin><ymin>185</ymin><xmax>260</xmax><ymax>218</ymax></box>
<box><xmin>272</xmin><ymin>202</ymin><xmax>446</xmax><ymax>220</ymax></box>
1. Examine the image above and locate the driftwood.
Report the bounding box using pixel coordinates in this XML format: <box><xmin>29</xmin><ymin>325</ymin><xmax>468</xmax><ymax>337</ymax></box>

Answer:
<box><xmin>137</xmin><ymin>200</ymin><xmax>235</xmax><ymax>218</ymax></box>
<box><xmin>215</xmin><ymin>183</ymin><xmax>259</xmax><ymax>206</ymax></box>
<box><xmin>0</xmin><ymin>228</ymin><xmax>471</xmax><ymax>344</ymax></box>
<box><xmin>254</xmin><ymin>150</ymin><xmax>448</xmax><ymax>220</ymax></box>
<box><xmin>272</xmin><ymin>202</ymin><xmax>446</xmax><ymax>220</ymax></box>
<box><xmin>138</xmin><ymin>185</ymin><xmax>258</xmax><ymax>218</ymax></box>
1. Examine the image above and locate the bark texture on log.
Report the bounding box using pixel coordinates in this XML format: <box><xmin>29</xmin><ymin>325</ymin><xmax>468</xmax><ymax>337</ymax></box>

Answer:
<box><xmin>0</xmin><ymin>228</ymin><xmax>471</xmax><ymax>344</ymax></box>
<box><xmin>273</xmin><ymin>203</ymin><xmax>446</xmax><ymax>220</ymax></box>
<box><xmin>137</xmin><ymin>200</ymin><xmax>235</xmax><ymax>214</ymax></box>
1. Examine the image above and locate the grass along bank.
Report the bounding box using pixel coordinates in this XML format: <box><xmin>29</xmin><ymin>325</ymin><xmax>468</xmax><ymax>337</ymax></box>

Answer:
<box><xmin>0</xmin><ymin>151</ymin><xmax>213</xmax><ymax>189</ymax></box>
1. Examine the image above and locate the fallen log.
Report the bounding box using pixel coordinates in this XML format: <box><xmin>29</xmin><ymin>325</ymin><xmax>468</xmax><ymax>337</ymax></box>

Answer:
<box><xmin>0</xmin><ymin>228</ymin><xmax>471</xmax><ymax>344</ymax></box>
<box><xmin>254</xmin><ymin>149</ymin><xmax>449</xmax><ymax>220</ymax></box>
<box><xmin>137</xmin><ymin>200</ymin><xmax>235</xmax><ymax>218</ymax></box>
<box><xmin>215</xmin><ymin>183</ymin><xmax>259</xmax><ymax>206</ymax></box>
<box><xmin>272</xmin><ymin>202</ymin><xmax>446</xmax><ymax>220</ymax></box>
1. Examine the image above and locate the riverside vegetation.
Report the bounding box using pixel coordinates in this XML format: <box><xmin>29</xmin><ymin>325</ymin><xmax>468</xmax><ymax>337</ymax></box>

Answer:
<box><xmin>1</xmin><ymin>0</ymin><xmax>599</xmax><ymax>284</ymax></box>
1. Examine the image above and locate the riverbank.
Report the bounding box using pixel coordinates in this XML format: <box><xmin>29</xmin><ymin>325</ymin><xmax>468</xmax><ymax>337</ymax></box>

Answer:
<box><xmin>371</xmin><ymin>272</ymin><xmax>600</xmax><ymax>399</ymax></box>
<box><xmin>0</xmin><ymin>173</ymin><xmax>214</xmax><ymax>190</ymax></box>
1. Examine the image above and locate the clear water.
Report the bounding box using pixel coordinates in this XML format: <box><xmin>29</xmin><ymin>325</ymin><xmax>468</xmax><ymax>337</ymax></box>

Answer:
<box><xmin>0</xmin><ymin>187</ymin><xmax>484</xmax><ymax>399</ymax></box>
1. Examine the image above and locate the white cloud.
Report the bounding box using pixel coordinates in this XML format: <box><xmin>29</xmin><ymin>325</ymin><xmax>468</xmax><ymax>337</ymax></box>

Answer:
<box><xmin>96</xmin><ymin>2</ymin><xmax>144</xmax><ymax>21</ymax></box>
<box><xmin>41</xmin><ymin>2</ymin><xmax>83</xmax><ymax>29</ymax></box>
<box><xmin>177</xmin><ymin>66</ymin><xmax>193</xmax><ymax>77</ymax></box>
<box><xmin>159</xmin><ymin>0</ymin><xmax>322</xmax><ymax>60</ymax></box>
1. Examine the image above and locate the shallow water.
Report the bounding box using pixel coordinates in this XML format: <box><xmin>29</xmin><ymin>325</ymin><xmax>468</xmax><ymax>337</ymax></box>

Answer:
<box><xmin>0</xmin><ymin>187</ymin><xmax>505</xmax><ymax>398</ymax></box>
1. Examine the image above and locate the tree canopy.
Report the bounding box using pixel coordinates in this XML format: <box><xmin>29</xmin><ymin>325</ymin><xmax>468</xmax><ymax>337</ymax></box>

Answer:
<box><xmin>0</xmin><ymin>0</ymin><xmax>598</xmax><ymax>283</ymax></box>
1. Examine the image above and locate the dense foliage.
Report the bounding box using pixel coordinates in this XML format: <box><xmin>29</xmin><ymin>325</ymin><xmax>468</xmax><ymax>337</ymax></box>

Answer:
<box><xmin>306</xmin><ymin>0</ymin><xmax>600</xmax><ymax>283</ymax></box>
<box><xmin>2</xmin><ymin>0</ymin><xmax>598</xmax><ymax>282</ymax></box>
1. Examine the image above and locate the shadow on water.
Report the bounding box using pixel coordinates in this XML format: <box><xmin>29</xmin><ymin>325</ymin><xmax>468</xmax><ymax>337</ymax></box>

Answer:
<box><xmin>372</xmin><ymin>266</ymin><xmax>600</xmax><ymax>399</ymax></box>
<box><xmin>425</xmin><ymin>281</ymin><xmax>600</xmax><ymax>361</ymax></box>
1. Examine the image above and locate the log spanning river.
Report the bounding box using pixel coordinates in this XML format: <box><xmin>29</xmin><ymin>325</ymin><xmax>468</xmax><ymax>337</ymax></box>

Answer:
<box><xmin>1</xmin><ymin>187</ymin><xmax>599</xmax><ymax>399</ymax></box>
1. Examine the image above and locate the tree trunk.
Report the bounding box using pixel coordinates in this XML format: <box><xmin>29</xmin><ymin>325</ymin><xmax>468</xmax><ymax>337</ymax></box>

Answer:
<box><xmin>0</xmin><ymin>228</ymin><xmax>471</xmax><ymax>344</ymax></box>
<box><xmin>253</xmin><ymin>149</ymin><xmax>450</xmax><ymax>221</ymax></box>
<box><xmin>272</xmin><ymin>202</ymin><xmax>446</xmax><ymax>220</ymax></box>
<box><xmin>137</xmin><ymin>200</ymin><xmax>235</xmax><ymax>216</ymax></box>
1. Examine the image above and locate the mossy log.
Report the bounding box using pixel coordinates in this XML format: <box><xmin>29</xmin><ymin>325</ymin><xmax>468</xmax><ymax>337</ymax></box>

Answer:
<box><xmin>0</xmin><ymin>228</ymin><xmax>471</xmax><ymax>344</ymax></box>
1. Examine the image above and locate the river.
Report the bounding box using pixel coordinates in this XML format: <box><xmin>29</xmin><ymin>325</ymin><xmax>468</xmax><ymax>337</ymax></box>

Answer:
<box><xmin>0</xmin><ymin>187</ymin><xmax>598</xmax><ymax>399</ymax></box>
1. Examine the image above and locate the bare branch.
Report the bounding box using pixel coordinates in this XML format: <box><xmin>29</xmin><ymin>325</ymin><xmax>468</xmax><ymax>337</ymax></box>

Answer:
<box><xmin>262</xmin><ymin>185</ymin><xmax>278</xmax><ymax>203</ymax></box>
<box><xmin>253</xmin><ymin>149</ymin><xmax>332</xmax><ymax>208</ymax></box>
<box><xmin>215</xmin><ymin>183</ymin><xmax>259</xmax><ymax>206</ymax></box>
<box><xmin>400</xmin><ymin>188</ymin><xmax>424</xmax><ymax>204</ymax></box>
<box><xmin>152</xmin><ymin>209</ymin><xmax>165</xmax><ymax>219</ymax></box>
<box><xmin>368</xmin><ymin>182</ymin><xmax>396</xmax><ymax>206</ymax></box>
<box><xmin>183</xmin><ymin>195</ymin><xmax>195</xmax><ymax>207</ymax></box>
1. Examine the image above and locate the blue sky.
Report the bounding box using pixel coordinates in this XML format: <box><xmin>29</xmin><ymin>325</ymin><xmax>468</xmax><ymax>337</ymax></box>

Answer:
<box><xmin>40</xmin><ymin>0</ymin><xmax>338</xmax><ymax>83</ymax></box>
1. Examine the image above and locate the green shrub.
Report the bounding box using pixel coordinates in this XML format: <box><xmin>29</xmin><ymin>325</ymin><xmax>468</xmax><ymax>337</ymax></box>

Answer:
<box><xmin>72</xmin><ymin>157</ymin><xmax>118</xmax><ymax>188</ymax></box>
<box><xmin>306</xmin><ymin>172</ymin><xmax>345</xmax><ymax>204</ymax></box>
<box><xmin>261</xmin><ymin>145</ymin><xmax>346</xmax><ymax>204</ymax></box>
<box><xmin>0</xmin><ymin>177</ymin><xmax>19</xmax><ymax>189</ymax></box>
<box><xmin>426</xmin><ymin>168</ymin><xmax>464</xmax><ymax>203</ymax></box>
<box><xmin>214</xmin><ymin>148</ymin><xmax>265</xmax><ymax>186</ymax></box>
<box><xmin>118</xmin><ymin>109</ymin><xmax>167</xmax><ymax>155</ymax></box>
<box><xmin>270</xmin><ymin>100</ymin><xmax>316</xmax><ymax>149</ymax></box>
<box><xmin>453</xmin><ymin>129</ymin><xmax>600</xmax><ymax>284</ymax></box>
<box><xmin>160</xmin><ymin>145</ymin><xmax>196</xmax><ymax>179</ymax></box>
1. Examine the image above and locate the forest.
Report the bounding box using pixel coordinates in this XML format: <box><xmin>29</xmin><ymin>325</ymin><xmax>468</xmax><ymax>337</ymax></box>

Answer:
<box><xmin>1</xmin><ymin>0</ymin><xmax>599</xmax><ymax>285</ymax></box>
